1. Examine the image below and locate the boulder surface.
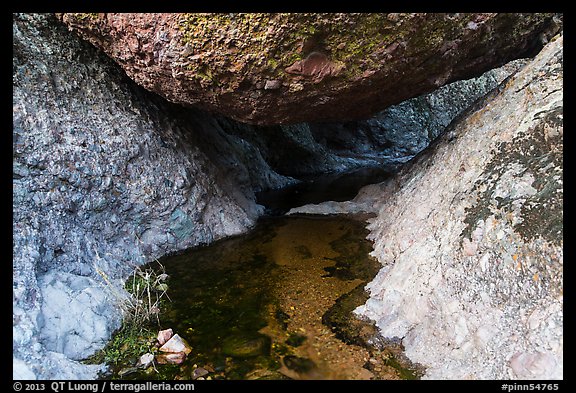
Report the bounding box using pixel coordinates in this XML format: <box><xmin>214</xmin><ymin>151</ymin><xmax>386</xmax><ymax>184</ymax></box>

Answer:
<box><xmin>59</xmin><ymin>13</ymin><xmax>560</xmax><ymax>124</ymax></box>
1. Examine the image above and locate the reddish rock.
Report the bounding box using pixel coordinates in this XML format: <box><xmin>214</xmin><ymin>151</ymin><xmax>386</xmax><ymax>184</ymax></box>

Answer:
<box><xmin>157</xmin><ymin>328</ymin><xmax>173</xmax><ymax>346</ymax></box>
<box><xmin>284</xmin><ymin>51</ymin><xmax>343</xmax><ymax>83</ymax></box>
<box><xmin>58</xmin><ymin>13</ymin><xmax>561</xmax><ymax>125</ymax></box>
<box><xmin>155</xmin><ymin>352</ymin><xmax>187</xmax><ymax>365</ymax></box>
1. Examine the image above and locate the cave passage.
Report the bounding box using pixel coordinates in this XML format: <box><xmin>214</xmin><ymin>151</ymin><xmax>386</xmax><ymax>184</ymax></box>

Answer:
<box><xmin>107</xmin><ymin>213</ymin><xmax>419</xmax><ymax>380</ymax></box>
<box><xmin>256</xmin><ymin>165</ymin><xmax>393</xmax><ymax>215</ymax></box>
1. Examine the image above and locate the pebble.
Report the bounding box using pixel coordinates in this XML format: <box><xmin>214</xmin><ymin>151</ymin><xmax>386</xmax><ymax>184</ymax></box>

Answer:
<box><xmin>136</xmin><ymin>353</ymin><xmax>154</xmax><ymax>368</ymax></box>
<box><xmin>192</xmin><ymin>367</ymin><xmax>209</xmax><ymax>379</ymax></box>
<box><xmin>155</xmin><ymin>352</ymin><xmax>187</xmax><ymax>365</ymax></box>
<box><xmin>118</xmin><ymin>367</ymin><xmax>138</xmax><ymax>377</ymax></box>
<box><xmin>264</xmin><ymin>80</ymin><xmax>282</xmax><ymax>90</ymax></box>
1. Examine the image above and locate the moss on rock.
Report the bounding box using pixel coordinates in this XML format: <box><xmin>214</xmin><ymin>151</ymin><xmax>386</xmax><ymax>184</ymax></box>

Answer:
<box><xmin>60</xmin><ymin>13</ymin><xmax>561</xmax><ymax>124</ymax></box>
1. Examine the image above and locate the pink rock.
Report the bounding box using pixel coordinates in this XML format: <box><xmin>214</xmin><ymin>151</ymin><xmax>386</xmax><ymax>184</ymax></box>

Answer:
<box><xmin>159</xmin><ymin>333</ymin><xmax>192</xmax><ymax>355</ymax></box>
<box><xmin>462</xmin><ymin>238</ymin><xmax>477</xmax><ymax>256</ymax></box>
<box><xmin>510</xmin><ymin>351</ymin><xmax>557</xmax><ymax>378</ymax></box>
<box><xmin>155</xmin><ymin>352</ymin><xmax>186</xmax><ymax>365</ymax></box>
<box><xmin>157</xmin><ymin>328</ymin><xmax>173</xmax><ymax>345</ymax></box>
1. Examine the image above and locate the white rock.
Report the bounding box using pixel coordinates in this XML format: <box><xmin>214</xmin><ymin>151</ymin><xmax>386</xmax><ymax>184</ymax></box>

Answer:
<box><xmin>354</xmin><ymin>37</ymin><xmax>563</xmax><ymax>380</ymax></box>
<box><xmin>38</xmin><ymin>272</ymin><xmax>123</xmax><ymax>361</ymax></box>
<box><xmin>159</xmin><ymin>334</ymin><xmax>192</xmax><ymax>355</ymax></box>
<box><xmin>462</xmin><ymin>238</ymin><xmax>477</xmax><ymax>256</ymax></box>
<box><xmin>510</xmin><ymin>352</ymin><xmax>558</xmax><ymax>379</ymax></box>
<box><xmin>136</xmin><ymin>353</ymin><xmax>154</xmax><ymax>368</ymax></box>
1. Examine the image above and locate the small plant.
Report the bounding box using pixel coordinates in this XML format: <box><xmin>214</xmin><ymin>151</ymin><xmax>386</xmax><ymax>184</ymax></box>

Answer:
<box><xmin>91</xmin><ymin>247</ymin><xmax>173</xmax><ymax>376</ymax></box>
<box><xmin>103</xmin><ymin>325</ymin><xmax>156</xmax><ymax>366</ymax></box>
<box><xmin>88</xmin><ymin>261</ymin><xmax>172</xmax><ymax>376</ymax></box>
<box><xmin>124</xmin><ymin>262</ymin><xmax>171</xmax><ymax>326</ymax></box>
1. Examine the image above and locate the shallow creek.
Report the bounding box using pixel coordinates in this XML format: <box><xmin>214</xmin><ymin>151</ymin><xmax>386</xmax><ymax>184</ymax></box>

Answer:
<box><xmin>108</xmin><ymin>215</ymin><xmax>421</xmax><ymax>380</ymax></box>
<box><xmin>103</xmin><ymin>167</ymin><xmax>421</xmax><ymax>380</ymax></box>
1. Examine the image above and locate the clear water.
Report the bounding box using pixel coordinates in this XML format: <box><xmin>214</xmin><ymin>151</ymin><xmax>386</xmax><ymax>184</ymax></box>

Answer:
<box><xmin>120</xmin><ymin>215</ymin><xmax>394</xmax><ymax>380</ymax></box>
<box><xmin>103</xmin><ymin>164</ymin><xmax>423</xmax><ymax>380</ymax></box>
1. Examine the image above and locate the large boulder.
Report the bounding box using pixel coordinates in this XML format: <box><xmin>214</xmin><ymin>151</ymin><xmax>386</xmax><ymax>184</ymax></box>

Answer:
<box><xmin>58</xmin><ymin>13</ymin><xmax>561</xmax><ymax>125</ymax></box>
<box><xmin>352</xmin><ymin>35</ymin><xmax>563</xmax><ymax>379</ymax></box>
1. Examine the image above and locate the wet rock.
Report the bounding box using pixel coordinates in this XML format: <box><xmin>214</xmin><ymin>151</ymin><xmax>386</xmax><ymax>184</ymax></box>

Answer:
<box><xmin>221</xmin><ymin>334</ymin><xmax>271</xmax><ymax>358</ymax></box>
<box><xmin>159</xmin><ymin>334</ymin><xmax>192</xmax><ymax>355</ymax></box>
<box><xmin>283</xmin><ymin>355</ymin><xmax>316</xmax><ymax>373</ymax></box>
<box><xmin>246</xmin><ymin>369</ymin><xmax>291</xmax><ymax>380</ymax></box>
<box><xmin>285</xmin><ymin>333</ymin><xmax>306</xmax><ymax>347</ymax></box>
<box><xmin>264</xmin><ymin>80</ymin><xmax>282</xmax><ymax>90</ymax></box>
<box><xmin>191</xmin><ymin>367</ymin><xmax>209</xmax><ymax>379</ymax></box>
<box><xmin>155</xmin><ymin>352</ymin><xmax>187</xmax><ymax>365</ymax></box>
<box><xmin>59</xmin><ymin>13</ymin><xmax>560</xmax><ymax>125</ymax></box>
<box><xmin>118</xmin><ymin>366</ymin><xmax>139</xmax><ymax>377</ymax></box>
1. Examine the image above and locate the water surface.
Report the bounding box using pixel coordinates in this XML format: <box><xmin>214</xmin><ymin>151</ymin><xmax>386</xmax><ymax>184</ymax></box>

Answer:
<box><xmin>135</xmin><ymin>215</ymin><xmax>404</xmax><ymax>379</ymax></box>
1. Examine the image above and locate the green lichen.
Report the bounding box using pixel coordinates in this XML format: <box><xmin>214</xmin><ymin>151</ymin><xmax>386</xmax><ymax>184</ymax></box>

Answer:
<box><xmin>176</xmin><ymin>14</ymin><xmax>405</xmax><ymax>87</ymax></box>
<box><xmin>512</xmin><ymin>108</ymin><xmax>563</xmax><ymax>244</ymax></box>
<box><xmin>462</xmin><ymin>107</ymin><xmax>563</xmax><ymax>245</ymax></box>
<box><xmin>68</xmin><ymin>13</ymin><xmax>100</xmax><ymax>22</ymax></box>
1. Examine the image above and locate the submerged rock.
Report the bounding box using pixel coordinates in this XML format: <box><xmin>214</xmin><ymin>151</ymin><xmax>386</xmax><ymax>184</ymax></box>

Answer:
<box><xmin>59</xmin><ymin>13</ymin><xmax>560</xmax><ymax>125</ymax></box>
<box><xmin>118</xmin><ymin>367</ymin><xmax>139</xmax><ymax>377</ymax></box>
<box><xmin>246</xmin><ymin>369</ymin><xmax>290</xmax><ymax>380</ymax></box>
<box><xmin>191</xmin><ymin>367</ymin><xmax>209</xmax><ymax>380</ymax></box>
<box><xmin>283</xmin><ymin>355</ymin><xmax>316</xmax><ymax>373</ymax></box>
<box><xmin>221</xmin><ymin>334</ymin><xmax>271</xmax><ymax>358</ymax></box>
<box><xmin>353</xmin><ymin>35</ymin><xmax>563</xmax><ymax>379</ymax></box>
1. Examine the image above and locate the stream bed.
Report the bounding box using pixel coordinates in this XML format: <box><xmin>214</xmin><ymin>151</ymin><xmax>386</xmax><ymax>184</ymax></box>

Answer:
<box><xmin>104</xmin><ymin>214</ymin><xmax>422</xmax><ymax>380</ymax></box>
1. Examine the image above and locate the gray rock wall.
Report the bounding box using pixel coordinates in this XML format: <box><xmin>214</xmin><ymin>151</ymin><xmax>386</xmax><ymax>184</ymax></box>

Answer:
<box><xmin>354</xmin><ymin>35</ymin><xmax>563</xmax><ymax>379</ymax></box>
<box><xmin>13</xmin><ymin>13</ymin><xmax>291</xmax><ymax>380</ymax></box>
<box><xmin>308</xmin><ymin>58</ymin><xmax>527</xmax><ymax>165</ymax></box>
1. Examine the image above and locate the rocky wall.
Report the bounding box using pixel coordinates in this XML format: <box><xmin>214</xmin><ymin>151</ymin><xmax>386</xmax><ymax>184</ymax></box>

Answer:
<box><xmin>13</xmin><ymin>13</ymin><xmax>290</xmax><ymax>379</ymax></box>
